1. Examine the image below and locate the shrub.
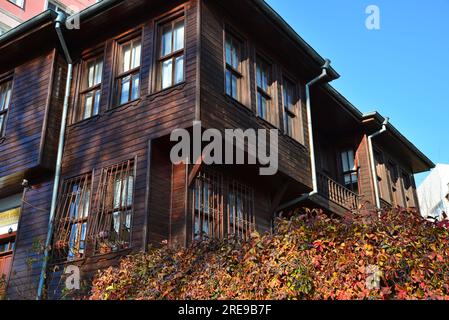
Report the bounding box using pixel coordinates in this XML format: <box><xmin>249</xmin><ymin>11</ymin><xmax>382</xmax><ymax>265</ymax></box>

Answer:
<box><xmin>89</xmin><ymin>208</ymin><xmax>449</xmax><ymax>300</ymax></box>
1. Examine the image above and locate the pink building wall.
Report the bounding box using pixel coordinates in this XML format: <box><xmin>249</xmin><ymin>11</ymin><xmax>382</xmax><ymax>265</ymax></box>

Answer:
<box><xmin>0</xmin><ymin>0</ymin><xmax>96</xmax><ymax>31</ymax></box>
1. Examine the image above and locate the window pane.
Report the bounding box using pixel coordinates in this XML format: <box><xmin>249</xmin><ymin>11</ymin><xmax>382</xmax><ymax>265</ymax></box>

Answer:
<box><xmin>225</xmin><ymin>38</ymin><xmax>232</xmax><ymax>66</ymax></box>
<box><xmin>131</xmin><ymin>41</ymin><xmax>141</xmax><ymax>69</ymax></box>
<box><xmin>122</xmin><ymin>44</ymin><xmax>132</xmax><ymax>73</ymax></box>
<box><xmin>225</xmin><ymin>70</ymin><xmax>232</xmax><ymax>96</ymax></box>
<box><xmin>87</xmin><ymin>61</ymin><xmax>95</xmax><ymax>87</ymax></box>
<box><xmin>161</xmin><ymin>25</ymin><xmax>173</xmax><ymax>57</ymax></box>
<box><xmin>0</xmin><ymin>82</ymin><xmax>11</xmax><ymax>111</ymax></box>
<box><xmin>231</xmin><ymin>74</ymin><xmax>238</xmax><ymax>99</ymax></box>
<box><xmin>231</xmin><ymin>42</ymin><xmax>239</xmax><ymax>69</ymax></box>
<box><xmin>93</xmin><ymin>90</ymin><xmax>101</xmax><ymax>116</ymax></box>
<box><xmin>120</xmin><ymin>75</ymin><xmax>131</xmax><ymax>105</ymax></box>
<box><xmin>162</xmin><ymin>59</ymin><xmax>173</xmax><ymax>89</ymax></box>
<box><xmin>94</xmin><ymin>60</ymin><xmax>103</xmax><ymax>86</ymax></box>
<box><xmin>0</xmin><ymin>114</ymin><xmax>4</xmax><ymax>132</ymax></box>
<box><xmin>173</xmin><ymin>20</ymin><xmax>185</xmax><ymax>52</ymax></box>
<box><xmin>131</xmin><ymin>75</ymin><xmax>140</xmax><ymax>101</ymax></box>
<box><xmin>175</xmin><ymin>55</ymin><xmax>184</xmax><ymax>84</ymax></box>
<box><xmin>83</xmin><ymin>92</ymin><xmax>93</xmax><ymax>119</ymax></box>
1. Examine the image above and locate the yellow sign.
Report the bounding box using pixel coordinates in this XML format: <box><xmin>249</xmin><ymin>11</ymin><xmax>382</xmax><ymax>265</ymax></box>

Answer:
<box><xmin>0</xmin><ymin>208</ymin><xmax>20</xmax><ymax>228</ymax></box>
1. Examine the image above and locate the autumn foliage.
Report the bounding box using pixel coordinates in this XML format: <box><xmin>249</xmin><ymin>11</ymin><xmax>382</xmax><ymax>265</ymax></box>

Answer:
<box><xmin>89</xmin><ymin>208</ymin><xmax>449</xmax><ymax>300</ymax></box>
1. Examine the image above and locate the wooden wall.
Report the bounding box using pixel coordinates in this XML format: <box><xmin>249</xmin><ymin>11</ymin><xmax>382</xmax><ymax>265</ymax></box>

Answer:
<box><xmin>0</xmin><ymin>50</ymin><xmax>57</xmax><ymax>195</ymax></box>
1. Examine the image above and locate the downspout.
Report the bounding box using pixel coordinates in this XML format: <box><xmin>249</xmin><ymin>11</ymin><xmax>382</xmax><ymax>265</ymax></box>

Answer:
<box><xmin>367</xmin><ymin>118</ymin><xmax>389</xmax><ymax>210</ymax></box>
<box><xmin>37</xmin><ymin>12</ymin><xmax>73</xmax><ymax>300</ymax></box>
<box><xmin>276</xmin><ymin>59</ymin><xmax>335</xmax><ymax>212</ymax></box>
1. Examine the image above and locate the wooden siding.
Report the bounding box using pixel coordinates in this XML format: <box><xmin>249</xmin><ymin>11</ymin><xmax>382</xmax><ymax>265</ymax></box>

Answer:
<box><xmin>6</xmin><ymin>182</ymin><xmax>53</xmax><ymax>300</ymax></box>
<box><xmin>0</xmin><ymin>50</ymin><xmax>57</xmax><ymax>195</ymax></box>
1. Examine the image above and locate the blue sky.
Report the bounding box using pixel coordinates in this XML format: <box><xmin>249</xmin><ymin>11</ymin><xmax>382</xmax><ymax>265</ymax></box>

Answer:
<box><xmin>266</xmin><ymin>0</ymin><xmax>449</xmax><ymax>185</ymax></box>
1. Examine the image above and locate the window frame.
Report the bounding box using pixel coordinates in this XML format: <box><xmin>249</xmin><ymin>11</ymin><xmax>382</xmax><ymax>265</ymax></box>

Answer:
<box><xmin>89</xmin><ymin>158</ymin><xmax>137</xmax><ymax>256</ymax></box>
<box><xmin>223</xmin><ymin>27</ymin><xmax>250</xmax><ymax>107</ymax></box>
<box><xmin>73</xmin><ymin>51</ymin><xmax>105</xmax><ymax>124</ymax></box>
<box><xmin>155</xmin><ymin>13</ymin><xmax>186</xmax><ymax>92</ymax></box>
<box><xmin>113</xmin><ymin>32</ymin><xmax>143</xmax><ymax>108</ymax></box>
<box><xmin>0</xmin><ymin>75</ymin><xmax>13</xmax><ymax>138</ymax></box>
<box><xmin>281</xmin><ymin>75</ymin><xmax>303</xmax><ymax>143</ymax></box>
<box><xmin>53</xmin><ymin>172</ymin><xmax>93</xmax><ymax>262</ymax></box>
<box><xmin>8</xmin><ymin>0</ymin><xmax>25</xmax><ymax>9</ymax></box>
<box><xmin>340</xmin><ymin>148</ymin><xmax>359</xmax><ymax>194</ymax></box>
<box><xmin>254</xmin><ymin>53</ymin><xmax>278</xmax><ymax>126</ymax></box>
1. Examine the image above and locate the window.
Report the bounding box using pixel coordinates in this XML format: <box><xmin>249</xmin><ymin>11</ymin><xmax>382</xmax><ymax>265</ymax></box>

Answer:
<box><xmin>0</xmin><ymin>24</ymin><xmax>9</xmax><ymax>36</ymax></box>
<box><xmin>191</xmin><ymin>169</ymin><xmax>255</xmax><ymax>242</ymax></box>
<box><xmin>158</xmin><ymin>16</ymin><xmax>185</xmax><ymax>90</ymax></box>
<box><xmin>225</xmin><ymin>32</ymin><xmax>243</xmax><ymax>101</ymax></box>
<box><xmin>0</xmin><ymin>240</ymin><xmax>14</xmax><ymax>253</ymax></box>
<box><xmin>75</xmin><ymin>56</ymin><xmax>103</xmax><ymax>122</ymax></box>
<box><xmin>53</xmin><ymin>174</ymin><xmax>91</xmax><ymax>261</ymax></box>
<box><xmin>0</xmin><ymin>79</ymin><xmax>12</xmax><ymax>137</ymax></box>
<box><xmin>8</xmin><ymin>0</ymin><xmax>24</xmax><ymax>8</ymax></box>
<box><xmin>90</xmin><ymin>160</ymin><xmax>135</xmax><ymax>254</ymax></box>
<box><xmin>115</xmin><ymin>37</ymin><xmax>141</xmax><ymax>106</ymax></box>
<box><xmin>282</xmin><ymin>78</ymin><xmax>302</xmax><ymax>142</ymax></box>
<box><xmin>341</xmin><ymin>149</ymin><xmax>359</xmax><ymax>193</ymax></box>
<box><xmin>256</xmin><ymin>56</ymin><xmax>277</xmax><ymax>125</ymax></box>
<box><xmin>47</xmin><ymin>0</ymin><xmax>70</xmax><ymax>15</ymax></box>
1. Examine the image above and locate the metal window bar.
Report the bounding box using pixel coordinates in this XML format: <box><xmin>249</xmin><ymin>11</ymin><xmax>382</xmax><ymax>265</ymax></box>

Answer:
<box><xmin>191</xmin><ymin>168</ymin><xmax>255</xmax><ymax>242</ymax></box>
<box><xmin>88</xmin><ymin>160</ymin><xmax>134</xmax><ymax>254</ymax></box>
<box><xmin>52</xmin><ymin>173</ymin><xmax>91</xmax><ymax>262</ymax></box>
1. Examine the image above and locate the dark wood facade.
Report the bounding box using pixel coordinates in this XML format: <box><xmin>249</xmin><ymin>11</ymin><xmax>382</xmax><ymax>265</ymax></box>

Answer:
<box><xmin>0</xmin><ymin>0</ymin><xmax>434</xmax><ymax>299</ymax></box>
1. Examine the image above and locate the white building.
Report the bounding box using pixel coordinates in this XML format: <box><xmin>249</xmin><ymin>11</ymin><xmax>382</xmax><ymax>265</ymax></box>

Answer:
<box><xmin>417</xmin><ymin>164</ymin><xmax>449</xmax><ymax>220</ymax></box>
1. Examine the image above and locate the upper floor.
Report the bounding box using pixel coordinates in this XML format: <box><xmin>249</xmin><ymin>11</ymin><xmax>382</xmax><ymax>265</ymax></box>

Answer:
<box><xmin>0</xmin><ymin>0</ymin><xmax>434</xmax><ymax>211</ymax></box>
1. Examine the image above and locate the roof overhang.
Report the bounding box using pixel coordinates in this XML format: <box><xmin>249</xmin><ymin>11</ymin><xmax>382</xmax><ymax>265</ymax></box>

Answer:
<box><xmin>362</xmin><ymin>112</ymin><xmax>435</xmax><ymax>174</ymax></box>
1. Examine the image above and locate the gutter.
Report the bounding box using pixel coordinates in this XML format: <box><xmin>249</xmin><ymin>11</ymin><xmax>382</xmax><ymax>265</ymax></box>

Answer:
<box><xmin>37</xmin><ymin>12</ymin><xmax>73</xmax><ymax>300</ymax></box>
<box><xmin>367</xmin><ymin>118</ymin><xmax>389</xmax><ymax>210</ymax></box>
<box><xmin>276</xmin><ymin>59</ymin><xmax>336</xmax><ymax>212</ymax></box>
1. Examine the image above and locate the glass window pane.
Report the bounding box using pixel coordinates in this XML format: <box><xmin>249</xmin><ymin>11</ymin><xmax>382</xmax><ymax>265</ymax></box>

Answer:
<box><xmin>231</xmin><ymin>74</ymin><xmax>238</xmax><ymax>99</ymax></box>
<box><xmin>122</xmin><ymin>44</ymin><xmax>132</xmax><ymax>73</ymax></box>
<box><xmin>83</xmin><ymin>92</ymin><xmax>93</xmax><ymax>119</ymax></box>
<box><xmin>131</xmin><ymin>41</ymin><xmax>141</xmax><ymax>69</ymax></box>
<box><xmin>225</xmin><ymin>70</ymin><xmax>232</xmax><ymax>96</ymax></box>
<box><xmin>131</xmin><ymin>75</ymin><xmax>140</xmax><ymax>101</ymax></box>
<box><xmin>87</xmin><ymin>61</ymin><xmax>95</xmax><ymax>87</ymax></box>
<box><xmin>120</xmin><ymin>75</ymin><xmax>131</xmax><ymax>105</ymax></box>
<box><xmin>161</xmin><ymin>25</ymin><xmax>173</xmax><ymax>57</ymax></box>
<box><xmin>162</xmin><ymin>59</ymin><xmax>173</xmax><ymax>89</ymax></box>
<box><xmin>93</xmin><ymin>90</ymin><xmax>101</xmax><ymax>116</ymax></box>
<box><xmin>225</xmin><ymin>38</ymin><xmax>232</xmax><ymax>65</ymax></box>
<box><xmin>94</xmin><ymin>60</ymin><xmax>103</xmax><ymax>86</ymax></box>
<box><xmin>0</xmin><ymin>114</ymin><xmax>4</xmax><ymax>132</ymax></box>
<box><xmin>173</xmin><ymin>20</ymin><xmax>185</xmax><ymax>52</ymax></box>
<box><xmin>231</xmin><ymin>42</ymin><xmax>239</xmax><ymax>69</ymax></box>
<box><xmin>175</xmin><ymin>55</ymin><xmax>184</xmax><ymax>84</ymax></box>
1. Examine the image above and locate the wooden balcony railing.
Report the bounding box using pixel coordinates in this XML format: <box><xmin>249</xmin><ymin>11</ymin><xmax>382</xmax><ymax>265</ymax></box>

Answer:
<box><xmin>317</xmin><ymin>172</ymin><xmax>360</xmax><ymax>210</ymax></box>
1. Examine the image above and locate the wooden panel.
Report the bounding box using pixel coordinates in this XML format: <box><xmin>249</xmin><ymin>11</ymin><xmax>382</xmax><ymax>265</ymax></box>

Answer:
<box><xmin>6</xmin><ymin>182</ymin><xmax>53</xmax><ymax>300</ymax></box>
<box><xmin>0</xmin><ymin>50</ymin><xmax>56</xmax><ymax>192</ymax></box>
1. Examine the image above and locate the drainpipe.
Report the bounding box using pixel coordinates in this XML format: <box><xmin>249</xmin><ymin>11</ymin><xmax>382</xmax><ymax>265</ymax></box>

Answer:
<box><xmin>367</xmin><ymin>118</ymin><xmax>389</xmax><ymax>210</ymax></box>
<box><xmin>37</xmin><ymin>12</ymin><xmax>73</xmax><ymax>300</ymax></box>
<box><xmin>276</xmin><ymin>59</ymin><xmax>334</xmax><ymax>212</ymax></box>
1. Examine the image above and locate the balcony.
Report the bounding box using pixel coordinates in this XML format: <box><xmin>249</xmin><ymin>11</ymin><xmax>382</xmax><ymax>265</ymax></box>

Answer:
<box><xmin>316</xmin><ymin>171</ymin><xmax>360</xmax><ymax>211</ymax></box>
